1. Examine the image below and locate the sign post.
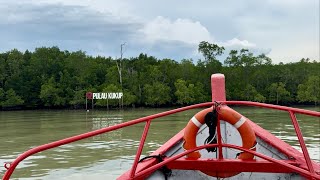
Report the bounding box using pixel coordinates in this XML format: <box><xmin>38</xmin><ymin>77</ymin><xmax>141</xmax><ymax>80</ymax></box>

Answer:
<box><xmin>86</xmin><ymin>92</ymin><xmax>93</xmax><ymax>111</ymax></box>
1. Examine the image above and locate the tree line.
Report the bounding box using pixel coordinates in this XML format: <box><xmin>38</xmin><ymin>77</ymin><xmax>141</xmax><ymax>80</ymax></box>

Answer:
<box><xmin>0</xmin><ymin>41</ymin><xmax>319</xmax><ymax>109</ymax></box>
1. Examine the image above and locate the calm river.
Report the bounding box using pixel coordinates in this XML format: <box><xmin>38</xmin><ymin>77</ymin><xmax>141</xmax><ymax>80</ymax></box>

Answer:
<box><xmin>0</xmin><ymin>106</ymin><xmax>319</xmax><ymax>179</ymax></box>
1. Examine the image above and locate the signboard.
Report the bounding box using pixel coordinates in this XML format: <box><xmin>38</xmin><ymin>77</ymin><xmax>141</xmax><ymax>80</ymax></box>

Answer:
<box><xmin>86</xmin><ymin>92</ymin><xmax>123</xmax><ymax>100</ymax></box>
<box><xmin>86</xmin><ymin>92</ymin><xmax>93</xmax><ymax>99</ymax></box>
<box><xmin>85</xmin><ymin>92</ymin><xmax>123</xmax><ymax>110</ymax></box>
<box><xmin>92</xmin><ymin>92</ymin><xmax>123</xmax><ymax>99</ymax></box>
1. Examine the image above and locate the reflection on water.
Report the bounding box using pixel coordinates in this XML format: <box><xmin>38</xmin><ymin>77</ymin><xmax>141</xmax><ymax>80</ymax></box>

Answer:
<box><xmin>0</xmin><ymin>107</ymin><xmax>319</xmax><ymax>179</ymax></box>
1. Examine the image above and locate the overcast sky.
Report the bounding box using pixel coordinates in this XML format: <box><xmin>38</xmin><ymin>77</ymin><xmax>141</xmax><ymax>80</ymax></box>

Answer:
<box><xmin>0</xmin><ymin>0</ymin><xmax>319</xmax><ymax>63</ymax></box>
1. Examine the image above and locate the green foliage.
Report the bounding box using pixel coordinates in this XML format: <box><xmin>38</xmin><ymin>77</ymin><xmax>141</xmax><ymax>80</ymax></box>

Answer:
<box><xmin>0</xmin><ymin>45</ymin><xmax>318</xmax><ymax>109</ymax></box>
<box><xmin>123</xmin><ymin>89</ymin><xmax>137</xmax><ymax>106</ymax></box>
<box><xmin>70</xmin><ymin>90</ymin><xmax>86</xmax><ymax>107</ymax></box>
<box><xmin>0</xmin><ymin>88</ymin><xmax>5</xmax><ymax>106</ymax></box>
<box><xmin>174</xmin><ymin>79</ymin><xmax>206</xmax><ymax>105</ymax></box>
<box><xmin>40</xmin><ymin>77</ymin><xmax>65</xmax><ymax>107</ymax></box>
<box><xmin>241</xmin><ymin>84</ymin><xmax>266</xmax><ymax>102</ymax></box>
<box><xmin>70</xmin><ymin>87</ymin><xmax>97</xmax><ymax>108</ymax></box>
<box><xmin>144</xmin><ymin>82</ymin><xmax>171</xmax><ymax>106</ymax></box>
<box><xmin>174</xmin><ymin>79</ymin><xmax>195</xmax><ymax>105</ymax></box>
<box><xmin>256</xmin><ymin>54</ymin><xmax>272</xmax><ymax>65</ymax></box>
<box><xmin>6</xmin><ymin>49</ymin><xmax>24</xmax><ymax>76</ymax></box>
<box><xmin>105</xmin><ymin>66</ymin><xmax>120</xmax><ymax>85</ymax></box>
<box><xmin>225</xmin><ymin>49</ymin><xmax>272</xmax><ymax>67</ymax></box>
<box><xmin>198</xmin><ymin>41</ymin><xmax>224</xmax><ymax>63</ymax></box>
<box><xmin>0</xmin><ymin>57</ymin><xmax>5</xmax><ymax>87</ymax></box>
<box><xmin>268</xmin><ymin>82</ymin><xmax>291</xmax><ymax>104</ymax></box>
<box><xmin>297</xmin><ymin>76</ymin><xmax>320</xmax><ymax>105</ymax></box>
<box><xmin>2</xmin><ymin>89</ymin><xmax>24</xmax><ymax>107</ymax></box>
<box><xmin>225</xmin><ymin>49</ymin><xmax>255</xmax><ymax>67</ymax></box>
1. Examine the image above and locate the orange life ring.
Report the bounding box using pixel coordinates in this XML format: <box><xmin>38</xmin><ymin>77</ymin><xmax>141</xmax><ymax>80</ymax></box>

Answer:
<box><xmin>183</xmin><ymin>105</ymin><xmax>256</xmax><ymax>178</ymax></box>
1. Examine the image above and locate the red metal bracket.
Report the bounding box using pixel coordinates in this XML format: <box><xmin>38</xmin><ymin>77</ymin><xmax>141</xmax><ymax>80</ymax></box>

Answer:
<box><xmin>166</xmin><ymin>159</ymin><xmax>299</xmax><ymax>173</ymax></box>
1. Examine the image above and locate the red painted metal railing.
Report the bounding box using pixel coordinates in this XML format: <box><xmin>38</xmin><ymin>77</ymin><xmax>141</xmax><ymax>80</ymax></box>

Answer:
<box><xmin>134</xmin><ymin>144</ymin><xmax>320</xmax><ymax>179</ymax></box>
<box><xmin>1</xmin><ymin>102</ymin><xmax>213</xmax><ymax>180</ymax></box>
<box><xmin>2</xmin><ymin>101</ymin><xmax>320</xmax><ymax>180</ymax></box>
<box><xmin>223</xmin><ymin>101</ymin><xmax>320</xmax><ymax>177</ymax></box>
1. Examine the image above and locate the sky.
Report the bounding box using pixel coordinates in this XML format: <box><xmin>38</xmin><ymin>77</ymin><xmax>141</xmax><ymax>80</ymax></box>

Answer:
<box><xmin>0</xmin><ymin>0</ymin><xmax>319</xmax><ymax>64</ymax></box>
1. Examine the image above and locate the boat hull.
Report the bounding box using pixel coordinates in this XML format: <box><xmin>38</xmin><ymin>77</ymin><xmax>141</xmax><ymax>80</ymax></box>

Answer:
<box><xmin>119</xmin><ymin>117</ymin><xmax>319</xmax><ymax>179</ymax></box>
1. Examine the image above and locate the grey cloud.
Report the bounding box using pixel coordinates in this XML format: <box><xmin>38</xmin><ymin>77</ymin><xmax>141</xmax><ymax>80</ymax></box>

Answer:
<box><xmin>0</xmin><ymin>2</ymin><xmax>142</xmax><ymax>54</ymax></box>
<box><xmin>0</xmin><ymin>2</ymin><xmax>205</xmax><ymax>60</ymax></box>
<box><xmin>137</xmin><ymin>40</ymin><xmax>197</xmax><ymax>60</ymax></box>
<box><xmin>92</xmin><ymin>39</ymin><xmax>198</xmax><ymax>61</ymax></box>
<box><xmin>0</xmin><ymin>0</ymin><xmax>318</xmax><ymax>63</ymax></box>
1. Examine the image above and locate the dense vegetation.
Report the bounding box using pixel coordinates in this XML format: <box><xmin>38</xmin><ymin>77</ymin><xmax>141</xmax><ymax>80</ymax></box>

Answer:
<box><xmin>0</xmin><ymin>41</ymin><xmax>319</xmax><ymax>109</ymax></box>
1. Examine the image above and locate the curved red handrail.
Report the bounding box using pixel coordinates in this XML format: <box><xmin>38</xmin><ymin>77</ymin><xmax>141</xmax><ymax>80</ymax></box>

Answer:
<box><xmin>222</xmin><ymin>101</ymin><xmax>320</xmax><ymax>116</ymax></box>
<box><xmin>222</xmin><ymin>101</ymin><xmax>319</xmax><ymax>175</ymax></box>
<box><xmin>2</xmin><ymin>102</ymin><xmax>214</xmax><ymax>180</ymax></box>
<box><xmin>2</xmin><ymin>101</ymin><xmax>320</xmax><ymax>180</ymax></box>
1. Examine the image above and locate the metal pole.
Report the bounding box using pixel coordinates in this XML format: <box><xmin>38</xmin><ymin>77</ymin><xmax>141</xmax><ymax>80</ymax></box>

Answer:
<box><xmin>289</xmin><ymin>111</ymin><xmax>315</xmax><ymax>174</ymax></box>
<box><xmin>86</xmin><ymin>98</ymin><xmax>87</xmax><ymax>110</ymax></box>
<box><xmin>92</xmin><ymin>99</ymin><xmax>94</xmax><ymax>110</ymax></box>
<box><xmin>120</xmin><ymin>43</ymin><xmax>125</xmax><ymax>109</ymax></box>
<box><xmin>130</xmin><ymin>120</ymin><xmax>152</xmax><ymax>178</ymax></box>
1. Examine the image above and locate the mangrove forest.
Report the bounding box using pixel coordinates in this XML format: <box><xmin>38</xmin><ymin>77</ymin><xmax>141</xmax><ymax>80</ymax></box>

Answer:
<box><xmin>0</xmin><ymin>41</ymin><xmax>319</xmax><ymax>109</ymax></box>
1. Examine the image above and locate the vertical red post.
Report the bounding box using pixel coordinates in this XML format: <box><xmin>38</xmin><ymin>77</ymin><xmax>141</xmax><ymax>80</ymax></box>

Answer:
<box><xmin>216</xmin><ymin>113</ymin><xmax>223</xmax><ymax>159</ymax></box>
<box><xmin>130</xmin><ymin>120</ymin><xmax>152</xmax><ymax>178</ymax></box>
<box><xmin>289</xmin><ymin>111</ymin><xmax>315</xmax><ymax>174</ymax></box>
<box><xmin>211</xmin><ymin>74</ymin><xmax>226</xmax><ymax>102</ymax></box>
<box><xmin>211</xmin><ymin>74</ymin><xmax>226</xmax><ymax>159</ymax></box>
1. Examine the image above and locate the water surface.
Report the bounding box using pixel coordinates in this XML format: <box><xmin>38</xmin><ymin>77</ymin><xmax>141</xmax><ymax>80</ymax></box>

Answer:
<box><xmin>0</xmin><ymin>106</ymin><xmax>319</xmax><ymax>179</ymax></box>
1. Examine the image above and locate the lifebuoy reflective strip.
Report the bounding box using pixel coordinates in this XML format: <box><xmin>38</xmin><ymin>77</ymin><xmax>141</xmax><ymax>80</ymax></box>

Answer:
<box><xmin>191</xmin><ymin>116</ymin><xmax>202</xmax><ymax>128</ymax></box>
<box><xmin>233</xmin><ymin>116</ymin><xmax>246</xmax><ymax>129</ymax></box>
<box><xmin>183</xmin><ymin>105</ymin><xmax>256</xmax><ymax>178</ymax></box>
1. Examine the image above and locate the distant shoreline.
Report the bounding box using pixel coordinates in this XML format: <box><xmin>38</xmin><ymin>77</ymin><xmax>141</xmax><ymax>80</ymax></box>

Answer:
<box><xmin>1</xmin><ymin>103</ymin><xmax>318</xmax><ymax>111</ymax></box>
<box><xmin>1</xmin><ymin>47</ymin><xmax>319</xmax><ymax>109</ymax></box>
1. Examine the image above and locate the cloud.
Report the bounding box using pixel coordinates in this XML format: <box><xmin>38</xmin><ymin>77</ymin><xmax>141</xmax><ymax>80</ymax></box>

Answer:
<box><xmin>135</xmin><ymin>16</ymin><xmax>264</xmax><ymax>61</ymax></box>
<box><xmin>218</xmin><ymin>38</ymin><xmax>271</xmax><ymax>60</ymax></box>
<box><xmin>137</xmin><ymin>40</ymin><xmax>197</xmax><ymax>60</ymax></box>
<box><xmin>139</xmin><ymin>16</ymin><xmax>213</xmax><ymax>45</ymax></box>
<box><xmin>0</xmin><ymin>0</ymin><xmax>318</xmax><ymax>63</ymax></box>
<box><xmin>0</xmin><ymin>2</ymin><xmax>142</xmax><ymax>56</ymax></box>
<box><xmin>221</xmin><ymin>38</ymin><xmax>256</xmax><ymax>48</ymax></box>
